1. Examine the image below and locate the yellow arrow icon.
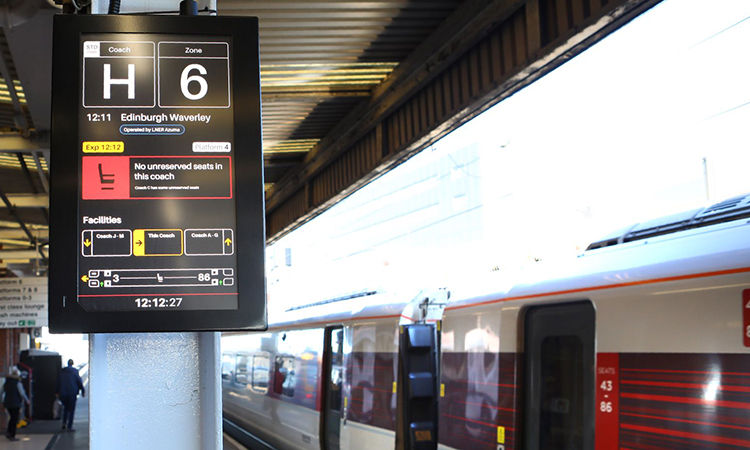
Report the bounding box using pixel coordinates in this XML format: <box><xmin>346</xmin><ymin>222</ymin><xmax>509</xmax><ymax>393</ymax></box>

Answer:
<box><xmin>81</xmin><ymin>275</ymin><xmax>89</xmax><ymax>282</ymax></box>
<box><xmin>225</xmin><ymin>238</ymin><xmax>232</xmax><ymax>246</ymax></box>
<box><xmin>84</xmin><ymin>239</ymin><xmax>92</xmax><ymax>248</ymax></box>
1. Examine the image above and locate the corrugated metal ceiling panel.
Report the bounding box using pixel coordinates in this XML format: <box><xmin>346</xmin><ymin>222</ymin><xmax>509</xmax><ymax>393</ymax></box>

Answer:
<box><xmin>0</xmin><ymin>30</ymin><xmax>32</xmax><ymax>132</ymax></box>
<box><xmin>0</xmin><ymin>153</ymin><xmax>48</xmax><ymax>172</ymax></box>
<box><xmin>264</xmin><ymin>0</ymin><xmax>661</xmax><ymax>240</ymax></box>
<box><xmin>225</xmin><ymin>0</ymin><xmax>465</xmax><ymax>190</ymax></box>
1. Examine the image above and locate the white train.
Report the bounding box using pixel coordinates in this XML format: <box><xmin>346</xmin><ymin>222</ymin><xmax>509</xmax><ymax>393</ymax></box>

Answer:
<box><xmin>222</xmin><ymin>193</ymin><xmax>750</xmax><ymax>450</ymax></box>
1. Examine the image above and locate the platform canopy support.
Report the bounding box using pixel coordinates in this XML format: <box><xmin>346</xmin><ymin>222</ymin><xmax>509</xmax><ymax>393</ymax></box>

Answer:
<box><xmin>83</xmin><ymin>0</ymin><xmax>223</xmax><ymax>448</ymax></box>
<box><xmin>89</xmin><ymin>332</ymin><xmax>222</xmax><ymax>449</ymax></box>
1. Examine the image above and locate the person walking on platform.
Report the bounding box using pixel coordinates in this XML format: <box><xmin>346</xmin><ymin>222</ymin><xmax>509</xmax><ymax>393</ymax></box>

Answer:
<box><xmin>56</xmin><ymin>359</ymin><xmax>85</xmax><ymax>432</ymax></box>
<box><xmin>1</xmin><ymin>366</ymin><xmax>30</xmax><ymax>441</ymax></box>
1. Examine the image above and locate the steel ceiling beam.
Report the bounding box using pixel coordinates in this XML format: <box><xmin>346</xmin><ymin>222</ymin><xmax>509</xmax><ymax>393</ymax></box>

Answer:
<box><xmin>0</xmin><ymin>249</ymin><xmax>39</xmax><ymax>259</ymax></box>
<box><xmin>0</xmin><ymin>40</ymin><xmax>29</xmax><ymax>134</ymax></box>
<box><xmin>0</xmin><ymin>133</ymin><xmax>48</xmax><ymax>152</ymax></box>
<box><xmin>2</xmin><ymin>194</ymin><xmax>48</xmax><ymax>208</ymax></box>
<box><xmin>0</xmin><ymin>142</ymin><xmax>41</xmax><ymax>153</ymax></box>
<box><xmin>0</xmin><ymin>238</ymin><xmax>36</xmax><ymax>246</ymax></box>
<box><xmin>262</xmin><ymin>91</ymin><xmax>371</xmax><ymax>102</ymax></box>
<box><xmin>0</xmin><ymin>188</ymin><xmax>35</xmax><ymax>242</ymax></box>
<box><xmin>32</xmin><ymin>151</ymin><xmax>49</xmax><ymax>193</ymax></box>
<box><xmin>0</xmin><ymin>229</ymin><xmax>48</xmax><ymax>239</ymax></box>
<box><xmin>0</xmin><ymin>261</ymin><xmax>39</xmax><ymax>269</ymax></box>
<box><xmin>0</xmin><ymin>186</ymin><xmax>46</xmax><ymax>260</ymax></box>
<box><xmin>16</xmin><ymin>153</ymin><xmax>39</xmax><ymax>194</ymax></box>
<box><xmin>0</xmin><ymin>219</ymin><xmax>46</xmax><ymax>229</ymax></box>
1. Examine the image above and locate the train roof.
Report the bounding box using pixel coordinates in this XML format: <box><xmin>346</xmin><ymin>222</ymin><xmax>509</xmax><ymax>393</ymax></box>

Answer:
<box><xmin>261</xmin><ymin>193</ymin><xmax>750</xmax><ymax>329</ymax></box>
<box><xmin>445</xmin><ymin>210</ymin><xmax>750</xmax><ymax>310</ymax></box>
<box><xmin>586</xmin><ymin>193</ymin><xmax>750</xmax><ymax>250</ymax></box>
<box><xmin>266</xmin><ymin>287</ymin><xmax>423</xmax><ymax>331</ymax></box>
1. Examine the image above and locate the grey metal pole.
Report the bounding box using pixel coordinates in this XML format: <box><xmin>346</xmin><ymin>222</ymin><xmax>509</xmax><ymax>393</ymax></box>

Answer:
<box><xmin>89</xmin><ymin>332</ymin><xmax>222</xmax><ymax>449</ymax></box>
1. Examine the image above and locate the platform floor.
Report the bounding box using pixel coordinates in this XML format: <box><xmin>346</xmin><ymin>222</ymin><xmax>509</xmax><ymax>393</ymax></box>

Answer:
<box><xmin>0</xmin><ymin>396</ymin><xmax>244</xmax><ymax>450</ymax></box>
<box><xmin>0</xmin><ymin>395</ymin><xmax>89</xmax><ymax>450</ymax></box>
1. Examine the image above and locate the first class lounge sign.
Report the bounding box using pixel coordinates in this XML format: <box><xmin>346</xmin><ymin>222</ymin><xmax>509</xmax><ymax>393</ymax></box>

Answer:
<box><xmin>0</xmin><ymin>278</ymin><xmax>48</xmax><ymax>329</ymax></box>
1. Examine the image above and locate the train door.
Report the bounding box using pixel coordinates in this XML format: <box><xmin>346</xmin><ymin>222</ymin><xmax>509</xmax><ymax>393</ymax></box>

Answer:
<box><xmin>323</xmin><ymin>326</ymin><xmax>344</xmax><ymax>450</ymax></box>
<box><xmin>523</xmin><ymin>302</ymin><xmax>595</xmax><ymax>450</ymax></box>
<box><xmin>398</xmin><ymin>323</ymin><xmax>439</xmax><ymax>450</ymax></box>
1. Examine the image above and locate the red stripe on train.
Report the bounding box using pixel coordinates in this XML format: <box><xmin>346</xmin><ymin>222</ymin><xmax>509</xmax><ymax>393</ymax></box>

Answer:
<box><xmin>622</xmin><ymin>372</ymin><xmax>750</xmax><ymax>385</ymax></box>
<box><xmin>621</xmin><ymin>379</ymin><xmax>750</xmax><ymax>393</ymax></box>
<box><xmin>622</xmin><ymin>368</ymin><xmax>750</xmax><ymax>377</ymax></box>
<box><xmin>621</xmin><ymin>393</ymin><xmax>750</xmax><ymax>410</ymax></box>
<box><xmin>441</xmin><ymin>413</ymin><xmax>515</xmax><ymax>431</ymax></box>
<box><xmin>625</xmin><ymin>430</ymin><xmax>700</xmax><ymax>448</ymax></box>
<box><xmin>350</xmin><ymin>385</ymin><xmax>392</xmax><ymax>394</ymax></box>
<box><xmin>620</xmin><ymin>423</ymin><xmax>750</xmax><ymax>448</ymax></box>
<box><xmin>452</xmin><ymin>379</ymin><xmax>516</xmax><ymax>388</ymax></box>
<box><xmin>457</xmin><ymin>400</ymin><xmax>516</xmax><ymax>413</ymax></box>
<box><xmin>621</xmin><ymin>404</ymin><xmax>750</xmax><ymax>427</ymax></box>
<box><xmin>621</xmin><ymin>412</ymin><xmax>750</xmax><ymax>432</ymax></box>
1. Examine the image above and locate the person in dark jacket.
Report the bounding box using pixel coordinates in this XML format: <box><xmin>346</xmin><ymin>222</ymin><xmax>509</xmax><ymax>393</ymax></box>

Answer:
<box><xmin>56</xmin><ymin>359</ymin><xmax>85</xmax><ymax>431</ymax></box>
<box><xmin>2</xmin><ymin>366</ymin><xmax>30</xmax><ymax>441</ymax></box>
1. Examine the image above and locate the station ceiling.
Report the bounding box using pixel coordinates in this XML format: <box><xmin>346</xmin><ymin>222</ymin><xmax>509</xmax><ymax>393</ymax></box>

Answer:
<box><xmin>0</xmin><ymin>0</ymin><xmax>659</xmax><ymax>273</ymax></box>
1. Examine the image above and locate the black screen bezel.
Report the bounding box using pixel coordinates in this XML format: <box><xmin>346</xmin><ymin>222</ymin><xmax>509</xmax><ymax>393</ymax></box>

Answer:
<box><xmin>50</xmin><ymin>14</ymin><xmax>266</xmax><ymax>333</ymax></box>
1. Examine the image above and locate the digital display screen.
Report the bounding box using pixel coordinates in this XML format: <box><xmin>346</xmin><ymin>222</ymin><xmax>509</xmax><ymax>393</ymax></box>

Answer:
<box><xmin>77</xmin><ymin>34</ymin><xmax>239</xmax><ymax>312</ymax></box>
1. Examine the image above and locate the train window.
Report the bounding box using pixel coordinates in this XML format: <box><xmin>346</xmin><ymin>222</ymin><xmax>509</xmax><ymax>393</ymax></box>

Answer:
<box><xmin>329</xmin><ymin>328</ymin><xmax>344</xmax><ymax>412</ymax></box>
<box><xmin>221</xmin><ymin>353</ymin><xmax>234</xmax><ymax>381</ymax></box>
<box><xmin>323</xmin><ymin>326</ymin><xmax>344</xmax><ymax>450</ymax></box>
<box><xmin>251</xmin><ymin>355</ymin><xmax>269</xmax><ymax>393</ymax></box>
<box><xmin>235</xmin><ymin>355</ymin><xmax>249</xmax><ymax>385</ymax></box>
<box><xmin>540</xmin><ymin>336</ymin><xmax>584</xmax><ymax>449</ymax></box>
<box><xmin>273</xmin><ymin>356</ymin><xmax>296</xmax><ymax>397</ymax></box>
<box><xmin>524</xmin><ymin>302</ymin><xmax>595</xmax><ymax>450</ymax></box>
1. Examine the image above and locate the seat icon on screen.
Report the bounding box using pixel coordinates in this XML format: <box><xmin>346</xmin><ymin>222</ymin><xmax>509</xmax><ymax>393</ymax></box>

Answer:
<box><xmin>82</xmin><ymin>156</ymin><xmax>130</xmax><ymax>200</ymax></box>
<box><xmin>98</xmin><ymin>163</ymin><xmax>116</xmax><ymax>190</ymax></box>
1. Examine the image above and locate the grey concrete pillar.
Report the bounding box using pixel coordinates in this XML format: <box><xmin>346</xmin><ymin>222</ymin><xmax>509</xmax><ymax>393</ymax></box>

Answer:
<box><xmin>89</xmin><ymin>332</ymin><xmax>222</xmax><ymax>449</ymax></box>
